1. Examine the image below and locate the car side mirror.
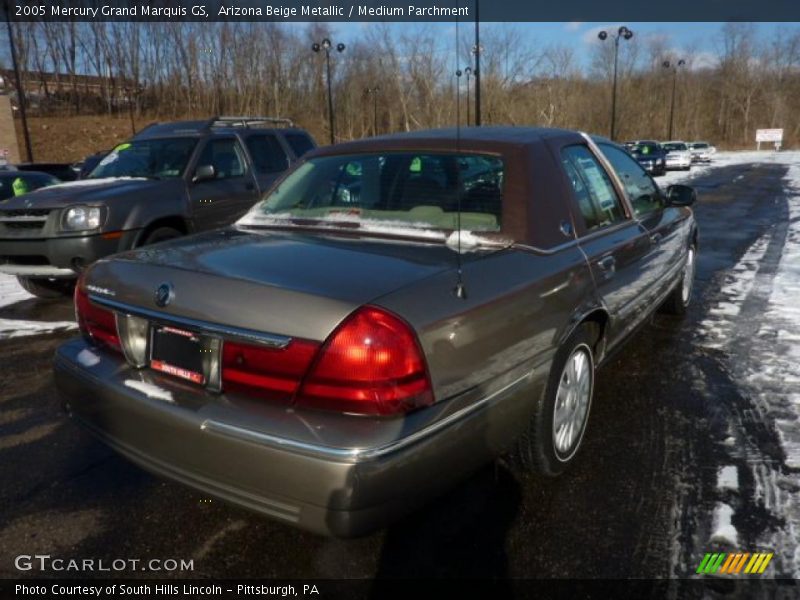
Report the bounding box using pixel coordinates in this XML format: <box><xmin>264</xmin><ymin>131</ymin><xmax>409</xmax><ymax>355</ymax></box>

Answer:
<box><xmin>193</xmin><ymin>164</ymin><xmax>215</xmax><ymax>183</ymax></box>
<box><xmin>666</xmin><ymin>184</ymin><xmax>696</xmax><ymax>207</ymax></box>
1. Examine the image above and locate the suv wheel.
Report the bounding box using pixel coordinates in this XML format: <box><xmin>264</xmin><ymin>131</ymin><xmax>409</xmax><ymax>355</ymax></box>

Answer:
<box><xmin>140</xmin><ymin>227</ymin><xmax>182</xmax><ymax>246</ymax></box>
<box><xmin>514</xmin><ymin>324</ymin><xmax>595</xmax><ymax>476</ymax></box>
<box><xmin>17</xmin><ymin>276</ymin><xmax>75</xmax><ymax>299</ymax></box>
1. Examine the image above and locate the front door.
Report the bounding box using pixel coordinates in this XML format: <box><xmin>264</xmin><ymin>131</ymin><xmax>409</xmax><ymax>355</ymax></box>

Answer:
<box><xmin>189</xmin><ymin>137</ymin><xmax>259</xmax><ymax>230</ymax></box>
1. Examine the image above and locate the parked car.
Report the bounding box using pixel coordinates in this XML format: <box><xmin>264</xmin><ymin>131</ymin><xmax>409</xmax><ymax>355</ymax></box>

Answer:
<box><xmin>629</xmin><ymin>140</ymin><xmax>667</xmax><ymax>176</ymax></box>
<box><xmin>15</xmin><ymin>162</ymin><xmax>79</xmax><ymax>182</ymax></box>
<box><xmin>0</xmin><ymin>116</ymin><xmax>316</xmax><ymax>298</ymax></box>
<box><xmin>75</xmin><ymin>151</ymin><xmax>110</xmax><ymax>180</ymax></box>
<box><xmin>662</xmin><ymin>141</ymin><xmax>693</xmax><ymax>170</ymax></box>
<box><xmin>55</xmin><ymin>127</ymin><xmax>698</xmax><ymax>537</ymax></box>
<box><xmin>688</xmin><ymin>141</ymin><xmax>715</xmax><ymax>163</ymax></box>
<box><xmin>0</xmin><ymin>170</ymin><xmax>61</xmax><ymax>201</ymax></box>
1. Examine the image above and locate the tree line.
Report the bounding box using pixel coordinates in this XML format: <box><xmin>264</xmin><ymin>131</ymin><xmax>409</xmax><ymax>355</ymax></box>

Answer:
<box><xmin>3</xmin><ymin>21</ymin><xmax>799</xmax><ymax>147</ymax></box>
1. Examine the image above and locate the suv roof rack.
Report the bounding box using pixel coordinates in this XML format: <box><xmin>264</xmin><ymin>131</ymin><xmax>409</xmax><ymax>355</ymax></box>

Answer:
<box><xmin>206</xmin><ymin>116</ymin><xmax>295</xmax><ymax>129</ymax></box>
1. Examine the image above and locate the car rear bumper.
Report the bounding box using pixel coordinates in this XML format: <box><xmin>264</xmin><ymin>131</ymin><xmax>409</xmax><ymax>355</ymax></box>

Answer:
<box><xmin>54</xmin><ymin>337</ymin><xmax>541</xmax><ymax>537</ymax></box>
<box><xmin>665</xmin><ymin>157</ymin><xmax>692</xmax><ymax>169</ymax></box>
<box><xmin>0</xmin><ymin>231</ymin><xmax>138</xmax><ymax>278</ymax></box>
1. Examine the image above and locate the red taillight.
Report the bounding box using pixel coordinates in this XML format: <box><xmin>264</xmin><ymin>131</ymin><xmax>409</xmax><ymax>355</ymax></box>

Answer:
<box><xmin>222</xmin><ymin>339</ymin><xmax>320</xmax><ymax>400</ymax></box>
<box><xmin>295</xmin><ymin>306</ymin><xmax>433</xmax><ymax>416</ymax></box>
<box><xmin>74</xmin><ymin>280</ymin><xmax>121</xmax><ymax>352</ymax></box>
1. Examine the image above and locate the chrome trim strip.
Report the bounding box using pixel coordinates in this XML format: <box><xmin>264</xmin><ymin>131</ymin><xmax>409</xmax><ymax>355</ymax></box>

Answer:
<box><xmin>200</xmin><ymin>369</ymin><xmax>534</xmax><ymax>463</ymax></box>
<box><xmin>0</xmin><ymin>216</ymin><xmax>48</xmax><ymax>223</ymax></box>
<box><xmin>89</xmin><ymin>295</ymin><xmax>291</xmax><ymax>349</ymax></box>
<box><xmin>0</xmin><ymin>264</ymin><xmax>75</xmax><ymax>277</ymax></box>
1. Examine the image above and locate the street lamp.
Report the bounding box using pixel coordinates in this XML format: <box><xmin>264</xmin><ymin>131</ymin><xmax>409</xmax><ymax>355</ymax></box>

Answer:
<box><xmin>663</xmin><ymin>59</ymin><xmax>686</xmax><ymax>140</ymax></box>
<box><xmin>463</xmin><ymin>67</ymin><xmax>472</xmax><ymax>126</ymax></box>
<box><xmin>365</xmin><ymin>86</ymin><xmax>379</xmax><ymax>136</ymax></box>
<box><xmin>312</xmin><ymin>38</ymin><xmax>345</xmax><ymax>145</ymax></box>
<box><xmin>598</xmin><ymin>25</ymin><xmax>634</xmax><ymax>141</ymax></box>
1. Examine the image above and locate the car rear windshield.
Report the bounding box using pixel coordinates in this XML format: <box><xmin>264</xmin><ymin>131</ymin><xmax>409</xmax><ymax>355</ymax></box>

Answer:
<box><xmin>633</xmin><ymin>143</ymin><xmax>659</xmax><ymax>155</ymax></box>
<box><xmin>88</xmin><ymin>138</ymin><xmax>197</xmax><ymax>180</ymax></box>
<box><xmin>691</xmin><ymin>143</ymin><xmax>709</xmax><ymax>149</ymax></box>
<box><xmin>663</xmin><ymin>143</ymin><xmax>688</xmax><ymax>152</ymax></box>
<box><xmin>240</xmin><ymin>152</ymin><xmax>504</xmax><ymax>233</ymax></box>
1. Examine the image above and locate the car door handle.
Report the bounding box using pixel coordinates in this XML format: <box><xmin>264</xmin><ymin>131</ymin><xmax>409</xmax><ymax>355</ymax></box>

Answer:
<box><xmin>597</xmin><ymin>256</ymin><xmax>616</xmax><ymax>272</ymax></box>
<box><xmin>650</xmin><ymin>233</ymin><xmax>663</xmax><ymax>245</ymax></box>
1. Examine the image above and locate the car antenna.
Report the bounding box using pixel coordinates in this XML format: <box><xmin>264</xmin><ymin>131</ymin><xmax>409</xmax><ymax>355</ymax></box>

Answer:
<box><xmin>453</xmin><ymin>5</ymin><xmax>467</xmax><ymax>300</ymax></box>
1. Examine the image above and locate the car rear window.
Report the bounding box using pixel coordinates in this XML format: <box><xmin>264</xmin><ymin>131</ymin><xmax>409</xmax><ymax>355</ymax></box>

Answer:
<box><xmin>241</xmin><ymin>152</ymin><xmax>504</xmax><ymax>233</ymax></box>
<box><xmin>284</xmin><ymin>133</ymin><xmax>315</xmax><ymax>158</ymax></box>
<box><xmin>245</xmin><ymin>134</ymin><xmax>289</xmax><ymax>174</ymax></box>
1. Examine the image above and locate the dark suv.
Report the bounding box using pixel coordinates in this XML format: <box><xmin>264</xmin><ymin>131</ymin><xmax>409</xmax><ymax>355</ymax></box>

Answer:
<box><xmin>0</xmin><ymin>117</ymin><xmax>315</xmax><ymax>297</ymax></box>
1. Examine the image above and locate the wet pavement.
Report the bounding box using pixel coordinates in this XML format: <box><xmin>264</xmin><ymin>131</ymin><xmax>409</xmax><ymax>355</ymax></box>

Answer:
<box><xmin>0</xmin><ymin>160</ymin><xmax>796</xmax><ymax>582</ymax></box>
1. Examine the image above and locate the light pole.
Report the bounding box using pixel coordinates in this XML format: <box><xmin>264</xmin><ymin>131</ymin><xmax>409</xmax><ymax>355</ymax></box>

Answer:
<box><xmin>4</xmin><ymin>0</ymin><xmax>33</xmax><ymax>162</ymax></box>
<box><xmin>312</xmin><ymin>38</ymin><xmax>345</xmax><ymax>145</ymax></box>
<box><xmin>598</xmin><ymin>26</ymin><xmax>633</xmax><ymax>141</ymax></box>
<box><xmin>463</xmin><ymin>67</ymin><xmax>472</xmax><ymax>126</ymax></box>
<box><xmin>124</xmin><ymin>84</ymin><xmax>144</xmax><ymax>136</ymax></box>
<box><xmin>663</xmin><ymin>59</ymin><xmax>685</xmax><ymax>140</ymax></box>
<box><xmin>365</xmin><ymin>86</ymin><xmax>379</xmax><ymax>136</ymax></box>
<box><xmin>467</xmin><ymin>41</ymin><xmax>483</xmax><ymax>127</ymax></box>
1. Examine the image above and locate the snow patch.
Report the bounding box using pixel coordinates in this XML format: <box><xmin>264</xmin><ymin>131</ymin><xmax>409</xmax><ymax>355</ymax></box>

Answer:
<box><xmin>123</xmin><ymin>380</ymin><xmax>173</xmax><ymax>403</ymax></box>
<box><xmin>710</xmin><ymin>503</ymin><xmax>738</xmax><ymax>546</ymax></box>
<box><xmin>77</xmin><ymin>348</ymin><xmax>100</xmax><ymax>367</ymax></box>
<box><xmin>38</xmin><ymin>176</ymin><xmax>149</xmax><ymax>190</ymax></box>
<box><xmin>717</xmin><ymin>466</ymin><xmax>740</xmax><ymax>492</ymax></box>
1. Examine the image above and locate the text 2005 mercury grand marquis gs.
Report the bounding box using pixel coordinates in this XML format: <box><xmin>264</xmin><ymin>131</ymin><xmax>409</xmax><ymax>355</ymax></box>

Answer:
<box><xmin>54</xmin><ymin>127</ymin><xmax>698</xmax><ymax>537</ymax></box>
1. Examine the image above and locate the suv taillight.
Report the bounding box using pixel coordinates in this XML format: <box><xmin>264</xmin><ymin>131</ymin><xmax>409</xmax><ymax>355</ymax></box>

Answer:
<box><xmin>74</xmin><ymin>278</ymin><xmax>121</xmax><ymax>352</ymax></box>
<box><xmin>295</xmin><ymin>306</ymin><xmax>434</xmax><ymax>416</ymax></box>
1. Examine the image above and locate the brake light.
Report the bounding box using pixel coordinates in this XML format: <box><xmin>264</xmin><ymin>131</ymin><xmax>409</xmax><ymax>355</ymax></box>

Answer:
<box><xmin>295</xmin><ymin>306</ymin><xmax>433</xmax><ymax>416</ymax></box>
<box><xmin>74</xmin><ymin>280</ymin><xmax>121</xmax><ymax>352</ymax></box>
<box><xmin>222</xmin><ymin>339</ymin><xmax>320</xmax><ymax>400</ymax></box>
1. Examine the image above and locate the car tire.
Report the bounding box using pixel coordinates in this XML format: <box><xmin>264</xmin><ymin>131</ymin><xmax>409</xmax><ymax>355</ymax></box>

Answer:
<box><xmin>514</xmin><ymin>324</ymin><xmax>596</xmax><ymax>477</ymax></box>
<box><xmin>17</xmin><ymin>276</ymin><xmax>75</xmax><ymax>299</ymax></box>
<box><xmin>661</xmin><ymin>244</ymin><xmax>696</xmax><ymax>316</ymax></box>
<box><xmin>140</xmin><ymin>227</ymin><xmax>182</xmax><ymax>246</ymax></box>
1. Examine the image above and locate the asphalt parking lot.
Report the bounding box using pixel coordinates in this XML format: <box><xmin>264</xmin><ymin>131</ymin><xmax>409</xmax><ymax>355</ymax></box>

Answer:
<box><xmin>0</xmin><ymin>158</ymin><xmax>797</xmax><ymax>581</ymax></box>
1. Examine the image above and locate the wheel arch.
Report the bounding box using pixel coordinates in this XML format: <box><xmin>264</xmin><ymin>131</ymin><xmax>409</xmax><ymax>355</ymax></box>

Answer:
<box><xmin>134</xmin><ymin>216</ymin><xmax>189</xmax><ymax>247</ymax></box>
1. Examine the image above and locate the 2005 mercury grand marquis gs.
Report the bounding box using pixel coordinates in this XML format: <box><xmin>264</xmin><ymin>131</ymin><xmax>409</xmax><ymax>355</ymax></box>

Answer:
<box><xmin>54</xmin><ymin>127</ymin><xmax>698</xmax><ymax>537</ymax></box>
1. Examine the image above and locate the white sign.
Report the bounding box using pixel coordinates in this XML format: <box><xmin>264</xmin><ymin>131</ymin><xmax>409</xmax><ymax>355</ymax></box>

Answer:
<box><xmin>756</xmin><ymin>128</ymin><xmax>783</xmax><ymax>143</ymax></box>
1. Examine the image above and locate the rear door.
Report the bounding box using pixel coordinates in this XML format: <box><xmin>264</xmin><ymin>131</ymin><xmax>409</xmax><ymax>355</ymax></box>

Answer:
<box><xmin>188</xmin><ymin>137</ymin><xmax>259</xmax><ymax>229</ymax></box>
<box><xmin>596</xmin><ymin>142</ymin><xmax>685</xmax><ymax>299</ymax></box>
<box><xmin>559</xmin><ymin>143</ymin><xmax>653</xmax><ymax>348</ymax></box>
<box><xmin>243</xmin><ymin>133</ymin><xmax>290</xmax><ymax>193</ymax></box>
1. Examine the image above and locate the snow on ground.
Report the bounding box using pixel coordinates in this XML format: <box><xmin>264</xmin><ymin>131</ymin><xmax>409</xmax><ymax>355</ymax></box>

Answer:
<box><xmin>0</xmin><ymin>274</ymin><xmax>77</xmax><ymax>339</ymax></box>
<box><xmin>693</xmin><ymin>149</ymin><xmax>800</xmax><ymax>577</ymax></box>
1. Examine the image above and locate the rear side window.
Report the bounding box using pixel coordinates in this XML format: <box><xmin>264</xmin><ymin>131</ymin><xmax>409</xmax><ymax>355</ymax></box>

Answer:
<box><xmin>561</xmin><ymin>145</ymin><xmax>626</xmax><ymax>232</ymax></box>
<box><xmin>284</xmin><ymin>133</ymin><xmax>315</xmax><ymax>158</ymax></box>
<box><xmin>599</xmin><ymin>144</ymin><xmax>664</xmax><ymax>217</ymax></box>
<box><xmin>246</xmin><ymin>135</ymin><xmax>289</xmax><ymax>174</ymax></box>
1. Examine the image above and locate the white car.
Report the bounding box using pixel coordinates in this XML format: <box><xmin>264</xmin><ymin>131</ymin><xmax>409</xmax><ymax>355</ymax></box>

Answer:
<box><xmin>662</xmin><ymin>141</ymin><xmax>693</xmax><ymax>171</ymax></box>
<box><xmin>689</xmin><ymin>141</ymin><xmax>716</xmax><ymax>163</ymax></box>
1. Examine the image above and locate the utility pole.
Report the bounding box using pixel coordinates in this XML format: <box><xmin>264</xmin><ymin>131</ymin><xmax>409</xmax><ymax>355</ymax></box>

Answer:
<box><xmin>473</xmin><ymin>0</ymin><xmax>481</xmax><ymax>126</ymax></box>
<box><xmin>663</xmin><ymin>59</ymin><xmax>685</xmax><ymax>140</ymax></box>
<box><xmin>4</xmin><ymin>0</ymin><xmax>33</xmax><ymax>162</ymax></box>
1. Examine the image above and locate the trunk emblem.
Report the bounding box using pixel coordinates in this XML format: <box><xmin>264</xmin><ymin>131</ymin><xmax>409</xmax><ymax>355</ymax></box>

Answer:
<box><xmin>154</xmin><ymin>282</ymin><xmax>174</xmax><ymax>307</ymax></box>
